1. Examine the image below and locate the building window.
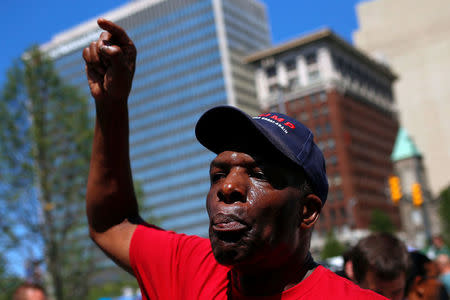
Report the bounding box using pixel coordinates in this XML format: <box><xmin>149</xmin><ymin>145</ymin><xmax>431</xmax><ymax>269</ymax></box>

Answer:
<box><xmin>325</xmin><ymin>122</ymin><xmax>332</xmax><ymax>134</ymax></box>
<box><xmin>289</xmin><ymin>98</ymin><xmax>305</xmax><ymax>110</ymax></box>
<box><xmin>269</xmin><ymin>84</ymin><xmax>278</xmax><ymax>93</ymax></box>
<box><xmin>317</xmin><ymin>141</ymin><xmax>325</xmax><ymax>151</ymax></box>
<box><xmin>306</xmin><ymin>52</ymin><xmax>317</xmax><ymax>65</ymax></box>
<box><xmin>308</xmin><ymin>70</ymin><xmax>320</xmax><ymax>82</ymax></box>
<box><xmin>313</xmin><ymin>109</ymin><xmax>320</xmax><ymax>118</ymax></box>
<box><xmin>321</xmin><ymin>106</ymin><xmax>329</xmax><ymax>115</ymax></box>
<box><xmin>305</xmin><ymin>52</ymin><xmax>320</xmax><ymax>82</ymax></box>
<box><xmin>319</xmin><ymin>91</ymin><xmax>327</xmax><ymax>102</ymax></box>
<box><xmin>334</xmin><ymin>174</ymin><xmax>342</xmax><ymax>186</ymax></box>
<box><xmin>299</xmin><ymin>112</ymin><xmax>309</xmax><ymax>121</ymax></box>
<box><xmin>315</xmin><ymin>125</ymin><xmax>322</xmax><ymax>137</ymax></box>
<box><xmin>328</xmin><ymin>174</ymin><xmax>341</xmax><ymax>187</ymax></box>
<box><xmin>288</xmin><ymin>77</ymin><xmax>298</xmax><ymax>90</ymax></box>
<box><xmin>285</xmin><ymin>59</ymin><xmax>296</xmax><ymax>71</ymax></box>
<box><xmin>330</xmin><ymin>209</ymin><xmax>336</xmax><ymax>221</ymax></box>
<box><xmin>266</xmin><ymin>66</ymin><xmax>276</xmax><ymax>78</ymax></box>
<box><xmin>328</xmin><ymin>155</ymin><xmax>337</xmax><ymax>165</ymax></box>
<box><xmin>328</xmin><ymin>138</ymin><xmax>335</xmax><ymax>149</ymax></box>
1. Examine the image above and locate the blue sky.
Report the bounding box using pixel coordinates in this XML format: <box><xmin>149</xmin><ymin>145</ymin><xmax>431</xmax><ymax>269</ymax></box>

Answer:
<box><xmin>1</xmin><ymin>0</ymin><xmax>363</xmax><ymax>86</ymax></box>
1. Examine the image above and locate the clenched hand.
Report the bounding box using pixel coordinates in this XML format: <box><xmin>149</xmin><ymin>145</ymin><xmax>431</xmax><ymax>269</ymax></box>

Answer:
<box><xmin>83</xmin><ymin>18</ymin><xmax>136</xmax><ymax>104</ymax></box>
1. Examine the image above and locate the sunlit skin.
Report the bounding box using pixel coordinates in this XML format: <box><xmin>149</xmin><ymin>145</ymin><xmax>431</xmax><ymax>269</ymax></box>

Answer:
<box><xmin>206</xmin><ymin>151</ymin><xmax>321</xmax><ymax>295</ymax></box>
<box><xmin>361</xmin><ymin>270</ymin><xmax>405</xmax><ymax>300</ymax></box>
<box><xmin>424</xmin><ymin>261</ymin><xmax>440</xmax><ymax>278</ymax></box>
<box><xmin>17</xmin><ymin>288</ymin><xmax>47</xmax><ymax>300</ymax></box>
<box><xmin>345</xmin><ymin>260</ymin><xmax>355</xmax><ymax>282</ymax></box>
<box><xmin>407</xmin><ymin>277</ymin><xmax>445</xmax><ymax>300</ymax></box>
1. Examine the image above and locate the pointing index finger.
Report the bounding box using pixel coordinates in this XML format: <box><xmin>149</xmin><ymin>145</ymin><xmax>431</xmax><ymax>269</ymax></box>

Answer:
<box><xmin>97</xmin><ymin>18</ymin><xmax>132</xmax><ymax>45</ymax></box>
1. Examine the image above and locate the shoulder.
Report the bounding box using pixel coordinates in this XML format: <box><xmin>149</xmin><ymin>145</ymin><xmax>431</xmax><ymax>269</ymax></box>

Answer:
<box><xmin>131</xmin><ymin>224</ymin><xmax>211</xmax><ymax>257</ymax></box>
<box><xmin>130</xmin><ymin>226</ymin><xmax>230</xmax><ymax>299</ymax></box>
<box><xmin>130</xmin><ymin>225</ymin><xmax>217</xmax><ymax>272</ymax></box>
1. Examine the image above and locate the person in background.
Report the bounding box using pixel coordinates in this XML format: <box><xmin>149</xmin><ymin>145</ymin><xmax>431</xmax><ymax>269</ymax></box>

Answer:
<box><xmin>425</xmin><ymin>236</ymin><xmax>450</xmax><ymax>260</ymax></box>
<box><xmin>351</xmin><ymin>232</ymin><xmax>409</xmax><ymax>300</ymax></box>
<box><xmin>436</xmin><ymin>254</ymin><xmax>450</xmax><ymax>295</ymax></box>
<box><xmin>335</xmin><ymin>247</ymin><xmax>355</xmax><ymax>282</ymax></box>
<box><xmin>12</xmin><ymin>282</ymin><xmax>47</xmax><ymax>300</ymax></box>
<box><xmin>405</xmin><ymin>251</ymin><xmax>448</xmax><ymax>300</ymax></box>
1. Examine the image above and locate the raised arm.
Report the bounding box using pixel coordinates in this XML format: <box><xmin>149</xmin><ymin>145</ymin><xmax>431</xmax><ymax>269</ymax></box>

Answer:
<box><xmin>83</xmin><ymin>18</ymin><xmax>141</xmax><ymax>273</ymax></box>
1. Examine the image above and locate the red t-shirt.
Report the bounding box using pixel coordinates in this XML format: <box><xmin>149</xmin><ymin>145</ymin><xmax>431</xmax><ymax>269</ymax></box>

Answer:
<box><xmin>130</xmin><ymin>225</ymin><xmax>386</xmax><ymax>299</ymax></box>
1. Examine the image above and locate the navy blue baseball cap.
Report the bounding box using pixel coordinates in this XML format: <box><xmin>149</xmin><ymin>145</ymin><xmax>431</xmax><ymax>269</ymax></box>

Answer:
<box><xmin>195</xmin><ymin>105</ymin><xmax>328</xmax><ymax>205</ymax></box>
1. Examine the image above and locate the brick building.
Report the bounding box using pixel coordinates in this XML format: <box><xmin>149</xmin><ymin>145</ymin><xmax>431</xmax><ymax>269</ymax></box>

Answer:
<box><xmin>245</xmin><ymin>29</ymin><xmax>400</xmax><ymax>246</ymax></box>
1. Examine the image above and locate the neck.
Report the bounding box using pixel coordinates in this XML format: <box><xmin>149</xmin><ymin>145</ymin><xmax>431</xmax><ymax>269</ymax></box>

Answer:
<box><xmin>230</xmin><ymin>252</ymin><xmax>317</xmax><ymax>296</ymax></box>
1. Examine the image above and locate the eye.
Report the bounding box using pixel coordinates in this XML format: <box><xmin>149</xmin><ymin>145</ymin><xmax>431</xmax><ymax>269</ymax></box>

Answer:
<box><xmin>210</xmin><ymin>172</ymin><xmax>226</xmax><ymax>183</ymax></box>
<box><xmin>252</xmin><ymin>170</ymin><xmax>267</xmax><ymax>181</ymax></box>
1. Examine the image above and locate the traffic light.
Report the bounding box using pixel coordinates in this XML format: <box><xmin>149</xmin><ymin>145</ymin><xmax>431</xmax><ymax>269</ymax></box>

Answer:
<box><xmin>411</xmin><ymin>183</ymin><xmax>423</xmax><ymax>206</ymax></box>
<box><xmin>388</xmin><ymin>176</ymin><xmax>402</xmax><ymax>204</ymax></box>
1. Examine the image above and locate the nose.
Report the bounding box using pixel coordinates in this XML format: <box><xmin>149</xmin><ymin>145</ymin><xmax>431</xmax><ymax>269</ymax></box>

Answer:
<box><xmin>217</xmin><ymin>169</ymin><xmax>247</xmax><ymax>204</ymax></box>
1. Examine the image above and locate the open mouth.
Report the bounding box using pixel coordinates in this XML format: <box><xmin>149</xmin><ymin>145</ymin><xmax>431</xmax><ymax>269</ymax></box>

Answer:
<box><xmin>211</xmin><ymin>214</ymin><xmax>248</xmax><ymax>243</ymax></box>
<box><xmin>214</xmin><ymin>227</ymin><xmax>247</xmax><ymax>243</ymax></box>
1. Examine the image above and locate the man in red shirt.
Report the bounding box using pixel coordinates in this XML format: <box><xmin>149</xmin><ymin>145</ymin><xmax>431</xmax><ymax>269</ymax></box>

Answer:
<box><xmin>83</xmin><ymin>18</ymin><xmax>386</xmax><ymax>299</ymax></box>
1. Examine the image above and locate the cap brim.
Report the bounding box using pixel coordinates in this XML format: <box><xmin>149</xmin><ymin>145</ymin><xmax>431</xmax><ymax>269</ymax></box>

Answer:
<box><xmin>195</xmin><ymin>106</ymin><xmax>277</xmax><ymax>157</ymax></box>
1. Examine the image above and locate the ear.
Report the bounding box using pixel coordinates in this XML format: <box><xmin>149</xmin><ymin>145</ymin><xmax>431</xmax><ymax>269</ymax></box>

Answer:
<box><xmin>300</xmin><ymin>194</ymin><xmax>322</xmax><ymax>229</ymax></box>
<box><xmin>345</xmin><ymin>260</ymin><xmax>355</xmax><ymax>281</ymax></box>
<box><xmin>409</xmin><ymin>276</ymin><xmax>424</xmax><ymax>299</ymax></box>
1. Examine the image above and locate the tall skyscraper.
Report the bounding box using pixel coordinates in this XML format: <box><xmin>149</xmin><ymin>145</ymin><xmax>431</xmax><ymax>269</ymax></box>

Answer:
<box><xmin>246</xmin><ymin>29</ymin><xmax>400</xmax><ymax>248</ymax></box>
<box><xmin>41</xmin><ymin>0</ymin><xmax>271</xmax><ymax>237</ymax></box>
<box><xmin>353</xmin><ymin>0</ymin><xmax>450</xmax><ymax>197</ymax></box>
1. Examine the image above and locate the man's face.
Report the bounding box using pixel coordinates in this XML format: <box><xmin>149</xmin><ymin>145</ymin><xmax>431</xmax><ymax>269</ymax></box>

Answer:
<box><xmin>206</xmin><ymin>151</ymin><xmax>308</xmax><ymax>270</ymax></box>
<box><xmin>362</xmin><ymin>270</ymin><xmax>405</xmax><ymax>300</ymax></box>
<box><xmin>433</xmin><ymin>237</ymin><xmax>444</xmax><ymax>248</ymax></box>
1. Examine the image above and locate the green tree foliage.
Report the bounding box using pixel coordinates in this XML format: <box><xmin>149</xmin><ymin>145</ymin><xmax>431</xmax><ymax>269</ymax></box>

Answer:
<box><xmin>0</xmin><ymin>255</ymin><xmax>21</xmax><ymax>300</ymax></box>
<box><xmin>369</xmin><ymin>209</ymin><xmax>395</xmax><ymax>234</ymax></box>
<box><xmin>0</xmin><ymin>46</ymin><xmax>94</xmax><ymax>299</ymax></box>
<box><xmin>439</xmin><ymin>185</ymin><xmax>450</xmax><ymax>244</ymax></box>
<box><xmin>321</xmin><ymin>230</ymin><xmax>346</xmax><ymax>260</ymax></box>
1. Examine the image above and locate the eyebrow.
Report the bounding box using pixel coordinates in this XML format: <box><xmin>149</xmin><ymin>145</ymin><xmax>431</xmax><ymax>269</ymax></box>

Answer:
<box><xmin>209</xmin><ymin>158</ymin><xmax>259</xmax><ymax>170</ymax></box>
<box><xmin>209</xmin><ymin>160</ymin><xmax>225</xmax><ymax>170</ymax></box>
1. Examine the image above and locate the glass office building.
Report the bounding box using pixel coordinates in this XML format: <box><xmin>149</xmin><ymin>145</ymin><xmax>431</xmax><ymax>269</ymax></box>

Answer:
<box><xmin>41</xmin><ymin>0</ymin><xmax>271</xmax><ymax>237</ymax></box>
